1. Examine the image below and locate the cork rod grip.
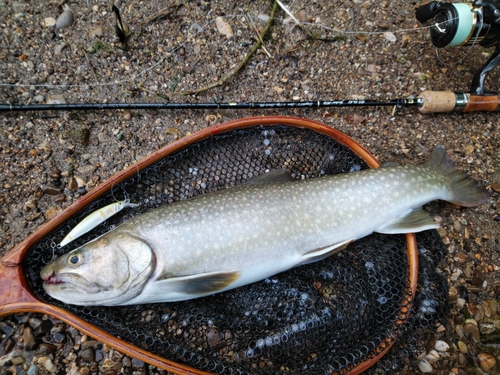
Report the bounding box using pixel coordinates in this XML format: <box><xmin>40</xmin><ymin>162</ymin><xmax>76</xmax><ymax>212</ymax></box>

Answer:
<box><xmin>418</xmin><ymin>91</ymin><xmax>500</xmax><ymax>113</ymax></box>
<box><xmin>417</xmin><ymin>91</ymin><xmax>457</xmax><ymax>113</ymax></box>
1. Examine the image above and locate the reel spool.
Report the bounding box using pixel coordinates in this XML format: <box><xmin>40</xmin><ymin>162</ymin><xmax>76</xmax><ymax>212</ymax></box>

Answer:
<box><xmin>416</xmin><ymin>0</ymin><xmax>500</xmax><ymax>94</ymax></box>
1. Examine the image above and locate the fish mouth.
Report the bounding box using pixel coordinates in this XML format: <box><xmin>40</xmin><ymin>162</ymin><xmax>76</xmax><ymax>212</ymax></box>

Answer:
<box><xmin>42</xmin><ymin>270</ymin><xmax>101</xmax><ymax>294</ymax></box>
<box><xmin>43</xmin><ymin>271</ymin><xmax>64</xmax><ymax>285</ymax></box>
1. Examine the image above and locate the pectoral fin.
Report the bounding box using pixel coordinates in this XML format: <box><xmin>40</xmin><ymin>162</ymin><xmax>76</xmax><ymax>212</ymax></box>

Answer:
<box><xmin>377</xmin><ymin>208</ymin><xmax>439</xmax><ymax>234</ymax></box>
<box><xmin>299</xmin><ymin>239</ymin><xmax>354</xmax><ymax>266</ymax></box>
<box><xmin>161</xmin><ymin>271</ymin><xmax>241</xmax><ymax>295</ymax></box>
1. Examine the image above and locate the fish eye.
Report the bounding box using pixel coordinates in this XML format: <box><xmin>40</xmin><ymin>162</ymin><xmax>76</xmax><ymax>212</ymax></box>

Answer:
<box><xmin>67</xmin><ymin>251</ymin><xmax>82</xmax><ymax>266</ymax></box>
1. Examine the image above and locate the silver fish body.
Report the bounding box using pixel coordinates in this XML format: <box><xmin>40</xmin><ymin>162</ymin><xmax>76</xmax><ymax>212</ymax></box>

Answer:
<box><xmin>41</xmin><ymin>146</ymin><xmax>490</xmax><ymax>306</ymax></box>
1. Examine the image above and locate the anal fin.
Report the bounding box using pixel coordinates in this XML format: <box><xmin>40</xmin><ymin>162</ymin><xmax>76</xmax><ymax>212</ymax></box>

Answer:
<box><xmin>299</xmin><ymin>239</ymin><xmax>354</xmax><ymax>266</ymax></box>
<box><xmin>377</xmin><ymin>208</ymin><xmax>439</xmax><ymax>234</ymax></box>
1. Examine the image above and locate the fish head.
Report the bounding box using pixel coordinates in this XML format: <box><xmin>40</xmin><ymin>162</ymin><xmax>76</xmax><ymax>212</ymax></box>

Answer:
<box><xmin>41</xmin><ymin>232</ymin><xmax>154</xmax><ymax>305</ymax></box>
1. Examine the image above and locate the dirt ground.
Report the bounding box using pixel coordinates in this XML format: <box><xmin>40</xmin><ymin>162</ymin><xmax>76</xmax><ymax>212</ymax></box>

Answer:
<box><xmin>0</xmin><ymin>0</ymin><xmax>499</xmax><ymax>374</ymax></box>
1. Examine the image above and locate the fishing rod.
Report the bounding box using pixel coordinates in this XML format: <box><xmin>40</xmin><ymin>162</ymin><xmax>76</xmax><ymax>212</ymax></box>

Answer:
<box><xmin>3</xmin><ymin>1</ymin><xmax>500</xmax><ymax>115</ymax></box>
<box><xmin>1</xmin><ymin>91</ymin><xmax>499</xmax><ymax>113</ymax></box>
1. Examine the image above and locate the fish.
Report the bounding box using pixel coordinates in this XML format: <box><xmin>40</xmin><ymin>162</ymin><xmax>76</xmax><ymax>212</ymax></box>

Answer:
<box><xmin>40</xmin><ymin>146</ymin><xmax>490</xmax><ymax>306</ymax></box>
<box><xmin>59</xmin><ymin>200</ymin><xmax>139</xmax><ymax>247</ymax></box>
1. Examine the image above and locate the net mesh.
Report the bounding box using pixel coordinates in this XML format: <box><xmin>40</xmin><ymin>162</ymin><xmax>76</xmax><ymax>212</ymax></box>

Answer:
<box><xmin>23</xmin><ymin>124</ymin><xmax>449</xmax><ymax>374</ymax></box>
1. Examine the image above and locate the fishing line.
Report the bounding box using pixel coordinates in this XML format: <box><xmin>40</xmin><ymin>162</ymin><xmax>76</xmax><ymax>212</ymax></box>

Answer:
<box><xmin>0</xmin><ymin>13</ymin><xmax>452</xmax><ymax>91</ymax></box>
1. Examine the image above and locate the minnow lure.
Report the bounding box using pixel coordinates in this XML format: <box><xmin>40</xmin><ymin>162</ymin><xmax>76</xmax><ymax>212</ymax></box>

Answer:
<box><xmin>59</xmin><ymin>200</ymin><xmax>139</xmax><ymax>247</ymax></box>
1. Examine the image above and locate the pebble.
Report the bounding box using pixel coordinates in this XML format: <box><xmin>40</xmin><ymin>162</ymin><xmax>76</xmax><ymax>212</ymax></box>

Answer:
<box><xmin>478</xmin><ymin>352</ymin><xmax>496</xmax><ymax>372</ymax></box>
<box><xmin>463</xmin><ymin>319</ymin><xmax>480</xmax><ymax>342</ymax></box>
<box><xmin>425</xmin><ymin>350</ymin><xmax>440</xmax><ymax>363</ymax></box>
<box><xmin>34</xmin><ymin>343</ymin><xmax>56</xmax><ymax>355</ymax></box>
<box><xmin>79</xmin><ymin>347</ymin><xmax>95</xmax><ymax>362</ymax></box>
<box><xmin>54</xmin><ymin>42</ymin><xmax>70</xmax><ymax>55</ymax></box>
<box><xmin>45</xmin><ymin>206</ymin><xmax>59</xmax><ymax>220</ymax></box>
<box><xmin>44</xmin><ymin>186</ymin><xmax>61</xmax><ymax>195</ymax></box>
<box><xmin>55</xmin><ymin>4</ymin><xmax>74</xmax><ymax>32</ymax></box>
<box><xmin>44</xmin><ymin>17</ymin><xmax>56</xmax><ymax>28</ymax></box>
<box><xmin>458</xmin><ymin>340</ymin><xmax>468</xmax><ymax>354</ymax></box>
<box><xmin>383</xmin><ymin>31</ymin><xmax>397</xmax><ymax>42</ymax></box>
<box><xmin>23</xmin><ymin>326</ymin><xmax>37</xmax><ymax>350</ymax></box>
<box><xmin>27</xmin><ymin>363</ymin><xmax>38</xmax><ymax>375</ymax></box>
<box><xmin>434</xmin><ymin>340</ymin><xmax>450</xmax><ymax>352</ymax></box>
<box><xmin>215</xmin><ymin>16</ymin><xmax>234</xmax><ymax>39</ymax></box>
<box><xmin>418</xmin><ymin>357</ymin><xmax>433</xmax><ymax>373</ymax></box>
<box><xmin>123</xmin><ymin>111</ymin><xmax>132</xmax><ymax>121</ymax></box>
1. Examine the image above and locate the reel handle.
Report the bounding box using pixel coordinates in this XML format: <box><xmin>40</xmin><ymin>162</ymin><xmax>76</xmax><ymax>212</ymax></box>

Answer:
<box><xmin>415</xmin><ymin>1</ymin><xmax>442</xmax><ymax>22</ymax></box>
<box><xmin>418</xmin><ymin>91</ymin><xmax>500</xmax><ymax>113</ymax></box>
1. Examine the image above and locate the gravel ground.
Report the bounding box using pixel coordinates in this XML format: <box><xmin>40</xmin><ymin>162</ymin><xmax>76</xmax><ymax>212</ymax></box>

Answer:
<box><xmin>0</xmin><ymin>0</ymin><xmax>499</xmax><ymax>374</ymax></box>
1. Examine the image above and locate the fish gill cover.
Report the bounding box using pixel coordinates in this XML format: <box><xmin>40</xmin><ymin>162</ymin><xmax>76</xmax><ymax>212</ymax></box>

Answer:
<box><xmin>23</xmin><ymin>125</ymin><xmax>448</xmax><ymax>374</ymax></box>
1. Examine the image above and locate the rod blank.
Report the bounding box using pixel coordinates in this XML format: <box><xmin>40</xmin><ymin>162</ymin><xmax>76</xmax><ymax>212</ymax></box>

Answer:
<box><xmin>1</xmin><ymin>92</ymin><xmax>498</xmax><ymax>113</ymax></box>
<box><xmin>0</xmin><ymin>99</ymin><xmax>416</xmax><ymax>113</ymax></box>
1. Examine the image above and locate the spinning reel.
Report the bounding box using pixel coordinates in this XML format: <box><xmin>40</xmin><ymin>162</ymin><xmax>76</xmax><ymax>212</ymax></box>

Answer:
<box><xmin>416</xmin><ymin>0</ymin><xmax>500</xmax><ymax>94</ymax></box>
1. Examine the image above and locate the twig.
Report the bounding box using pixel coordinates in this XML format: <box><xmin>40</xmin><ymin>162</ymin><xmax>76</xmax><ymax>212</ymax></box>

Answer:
<box><xmin>179</xmin><ymin>0</ymin><xmax>278</xmax><ymax>96</ymax></box>
<box><xmin>246</xmin><ymin>14</ymin><xmax>272</xmax><ymax>58</ymax></box>
<box><xmin>277</xmin><ymin>0</ymin><xmax>346</xmax><ymax>42</ymax></box>
<box><xmin>141</xmin><ymin>4</ymin><xmax>184</xmax><ymax>27</ymax></box>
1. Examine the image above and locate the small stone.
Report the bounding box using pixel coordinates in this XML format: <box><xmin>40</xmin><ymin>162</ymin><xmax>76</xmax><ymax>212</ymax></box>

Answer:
<box><xmin>27</xmin><ymin>363</ymin><xmax>38</xmax><ymax>375</ymax></box>
<box><xmin>122</xmin><ymin>356</ymin><xmax>131</xmax><ymax>367</ymax></box>
<box><xmin>490</xmin><ymin>183</ymin><xmax>500</xmax><ymax>193</ymax></box>
<box><xmin>52</xmin><ymin>331</ymin><xmax>66</xmax><ymax>344</ymax></box>
<box><xmin>434</xmin><ymin>340</ymin><xmax>450</xmax><ymax>352</ymax></box>
<box><xmin>79</xmin><ymin>347</ymin><xmax>95</xmax><ymax>362</ymax></box>
<box><xmin>458</xmin><ymin>340</ymin><xmax>468</xmax><ymax>354</ymax></box>
<box><xmin>67</xmin><ymin>177</ymin><xmax>78</xmax><ymax>191</ymax></box>
<box><xmin>471</xmin><ymin>270</ymin><xmax>485</xmax><ymax>287</ymax></box>
<box><xmin>463</xmin><ymin>319</ymin><xmax>480</xmax><ymax>341</ymax></box>
<box><xmin>82</xmin><ymin>340</ymin><xmax>99</xmax><ymax>348</ymax></box>
<box><xmin>45</xmin><ymin>206</ymin><xmax>59</xmax><ymax>220</ymax></box>
<box><xmin>418</xmin><ymin>357</ymin><xmax>433</xmax><ymax>373</ymax></box>
<box><xmin>55</xmin><ymin>4</ymin><xmax>74</xmax><ymax>32</ymax></box>
<box><xmin>29</xmin><ymin>149</ymin><xmax>39</xmax><ymax>157</ymax></box>
<box><xmin>456</xmin><ymin>298</ymin><xmax>466</xmax><ymax>309</ymax></box>
<box><xmin>123</xmin><ymin>111</ymin><xmax>132</xmax><ymax>121</ymax></box>
<box><xmin>44</xmin><ymin>17</ymin><xmax>56</xmax><ymax>28</ymax></box>
<box><xmin>54</xmin><ymin>42</ymin><xmax>70</xmax><ymax>55</ymax></box>
<box><xmin>44</xmin><ymin>186</ymin><xmax>61</xmax><ymax>195</ymax></box>
<box><xmin>23</xmin><ymin>326</ymin><xmax>37</xmax><ymax>350</ymax></box>
<box><xmin>34</xmin><ymin>343</ymin><xmax>56</xmax><ymax>355</ymax></box>
<box><xmin>454</xmin><ymin>313</ymin><xmax>465</xmax><ymax>325</ymax></box>
<box><xmin>131</xmin><ymin>358</ymin><xmax>144</xmax><ymax>369</ymax></box>
<box><xmin>24</xmin><ymin>199</ymin><xmax>38</xmax><ymax>211</ymax></box>
<box><xmin>54</xmin><ymin>194</ymin><xmax>66</xmax><ymax>203</ymax></box>
<box><xmin>425</xmin><ymin>350</ymin><xmax>440</xmax><ymax>363</ymax></box>
<box><xmin>478</xmin><ymin>352</ymin><xmax>496</xmax><ymax>372</ymax></box>
<box><xmin>46</xmin><ymin>95</ymin><xmax>66</xmax><ymax>104</ymax></box>
<box><xmin>11</xmin><ymin>355</ymin><xmax>26</xmax><ymax>365</ymax></box>
<box><xmin>4</xmin><ymin>183</ymin><xmax>12</xmax><ymax>189</ymax></box>
<box><xmin>215</xmin><ymin>16</ymin><xmax>234</xmax><ymax>39</ymax></box>
<box><xmin>383</xmin><ymin>31</ymin><xmax>397</xmax><ymax>42</ymax></box>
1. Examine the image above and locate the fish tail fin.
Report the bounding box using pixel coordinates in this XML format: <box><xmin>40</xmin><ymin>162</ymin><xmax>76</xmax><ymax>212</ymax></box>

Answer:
<box><xmin>427</xmin><ymin>146</ymin><xmax>490</xmax><ymax>207</ymax></box>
